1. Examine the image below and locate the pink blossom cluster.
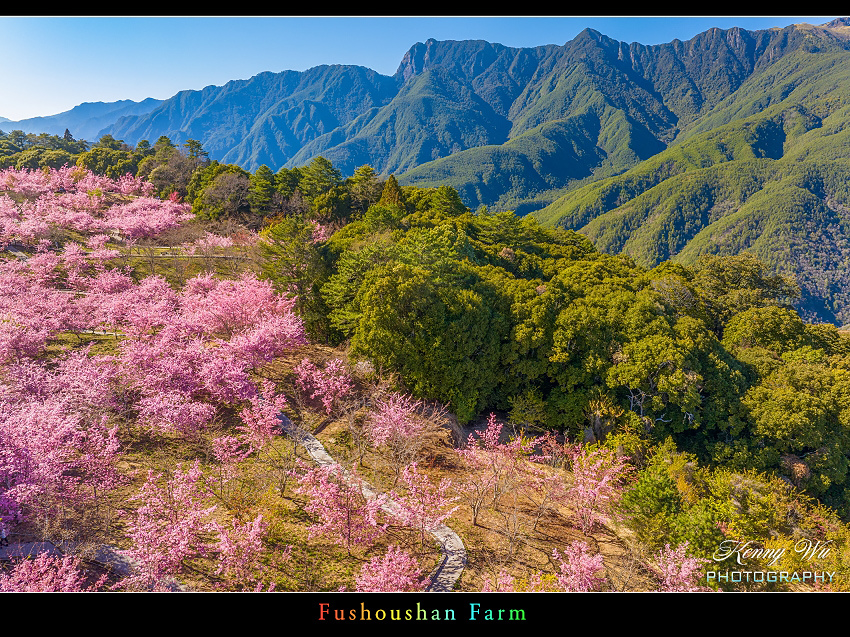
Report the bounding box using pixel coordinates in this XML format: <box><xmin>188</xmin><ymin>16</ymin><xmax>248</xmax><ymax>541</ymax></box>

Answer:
<box><xmin>0</xmin><ymin>194</ymin><xmax>301</xmax><ymax>590</ymax></box>
<box><xmin>565</xmin><ymin>444</ymin><xmax>632</xmax><ymax>534</ymax></box>
<box><xmin>354</xmin><ymin>545</ymin><xmax>424</xmax><ymax>592</ymax></box>
<box><xmin>116</xmin><ymin>173</ymin><xmax>155</xmax><ymax>196</ymax></box>
<box><xmin>531</xmin><ymin>430</ymin><xmax>572</xmax><ymax>468</ymax></box>
<box><xmin>0</xmin><ymin>243</ymin><xmax>305</xmax><ymax>435</ymax></box>
<box><xmin>552</xmin><ymin>541</ymin><xmax>607</xmax><ymax>591</ymax></box>
<box><xmin>481</xmin><ymin>541</ymin><xmax>606</xmax><ymax>592</ymax></box>
<box><xmin>462</xmin><ymin>413</ymin><xmax>537</xmax><ymax>460</ymax></box>
<box><xmin>0</xmin><ymin>168</ymin><xmax>189</xmax><ymax>245</ymax></box>
<box><xmin>0</xmin><ymin>251</ymin><xmax>128</xmax><ymax>525</ymax></box>
<box><xmin>367</xmin><ymin>392</ymin><xmax>426</xmax><ymax>448</ymax></box>
<box><xmin>0</xmin><ymin>281</ymin><xmax>303</xmax><ymax>548</ymax></box>
<box><xmin>292</xmin><ymin>460</ymin><xmax>387</xmax><ymax>555</ymax></box>
<box><xmin>653</xmin><ymin>542</ymin><xmax>710</xmax><ymax>592</ymax></box>
<box><xmin>392</xmin><ymin>463</ymin><xmax>459</xmax><ymax>539</ymax></box>
<box><xmin>294</xmin><ymin>358</ymin><xmax>353</xmax><ymax>414</ymax></box>
<box><xmin>212</xmin><ymin>515</ymin><xmax>271</xmax><ymax>581</ymax></box>
<box><xmin>481</xmin><ymin>570</ymin><xmax>525</xmax><ymax>592</ymax></box>
<box><xmin>194</xmin><ymin>232</ymin><xmax>235</xmax><ymax>251</ymax></box>
<box><xmin>0</xmin><ymin>255</ymin><xmax>81</xmax><ymax>363</ymax></box>
<box><xmin>1</xmin><ymin>192</ymin><xmax>192</xmax><ymax>245</ymax></box>
<box><xmin>0</xmin><ymin>165</ymin><xmax>151</xmax><ymax>197</ymax></box>
<box><xmin>456</xmin><ymin>413</ymin><xmax>537</xmax><ymax>518</ymax></box>
<box><xmin>98</xmin><ymin>197</ymin><xmax>193</xmax><ymax>240</ymax></box>
<box><xmin>114</xmin><ymin>272</ymin><xmax>305</xmax><ymax>433</ymax></box>
<box><xmin>0</xmin><ymin>351</ymin><xmax>123</xmax><ymax>521</ymax></box>
<box><xmin>311</xmin><ymin>222</ymin><xmax>333</xmax><ymax>244</ymax></box>
<box><xmin>237</xmin><ymin>380</ymin><xmax>289</xmax><ymax>452</ymax></box>
<box><xmin>0</xmin><ymin>194</ymin><xmax>48</xmax><ymax>246</ymax></box>
<box><xmin>0</xmin><ymin>259</ymin><xmax>304</xmax><ymax>525</ymax></box>
<box><xmin>119</xmin><ymin>460</ymin><xmax>268</xmax><ymax>591</ymax></box>
<box><xmin>0</xmin><ymin>553</ymin><xmax>107</xmax><ymax>592</ymax></box>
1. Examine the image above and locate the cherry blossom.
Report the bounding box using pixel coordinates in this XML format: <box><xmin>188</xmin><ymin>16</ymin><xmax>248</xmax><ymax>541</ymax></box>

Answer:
<box><xmin>355</xmin><ymin>545</ymin><xmax>425</xmax><ymax>592</ymax></box>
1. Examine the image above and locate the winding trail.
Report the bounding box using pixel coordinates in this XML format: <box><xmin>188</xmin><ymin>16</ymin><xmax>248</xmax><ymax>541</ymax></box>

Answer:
<box><xmin>278</xmin><ymin>414</ymin><xmax>467</xmax><ymax>592</ymax></box>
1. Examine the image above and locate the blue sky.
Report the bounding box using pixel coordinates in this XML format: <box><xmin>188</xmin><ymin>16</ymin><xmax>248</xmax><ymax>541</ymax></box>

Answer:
<box><xmin>0</xmin><ymin>16</ymin><xmax>840</xmax><ymax>121</ymax></box>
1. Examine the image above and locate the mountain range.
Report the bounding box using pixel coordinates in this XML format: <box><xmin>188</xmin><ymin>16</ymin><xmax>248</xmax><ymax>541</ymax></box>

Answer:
<box><xmin>5</xmin><ymin>18</ymin><xmax>850</xmax><ymax>324</ymax></box>
<box><xmin>1</xmin><ymin>99</ymin><xmax>163</xmax><ymax>143</ymax></box>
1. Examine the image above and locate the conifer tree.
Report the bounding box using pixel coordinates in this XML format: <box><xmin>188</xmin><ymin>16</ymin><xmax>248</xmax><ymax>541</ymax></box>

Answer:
<box><xmin>378</xmin><ymin>174</ymin><xmax>404</xmax><ymax>208</ymax></box>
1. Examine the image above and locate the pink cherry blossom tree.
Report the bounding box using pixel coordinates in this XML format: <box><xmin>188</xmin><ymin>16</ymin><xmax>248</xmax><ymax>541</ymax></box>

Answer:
<box><xmin>653</xmin><ymin>542</ymin><xmax>711</xmax><ymax>592</ymax></box>
<box><xmin>354</xmin><ymin>545</ymin><xmax>426</xmax><ymax>592</ymax></box>
<box><xmin>523</xmin><ymin>464</ymin><xmax>568</xmax><ymax>532</ymax></box>
<box><xmin>552</xmin><ymin>541</ymin><xmax>607</xmax><ymax>591</ymax></box>
<box><xmin>0</xmin><ymin>553</ymin><xmax>107</xmax><ymax>592</ymax></box>
<box><xmin>293</xmin><ymin>358</ymin><xmax>353</xmax><ymax>416</ymax></box>
<box><xmin>457</xmin><ymin>413</ymin><xmax>536</xmax><ymax>523</ymax></box>
<box><xmin>212</xmin><ymin>514</ymin><xmax>270</xmax><ymax>585</ymax></box>
<box><xmin>292</xmin><ymin>460</ymin><xmax>386</xmax><ymax>556</ymax></box>
<box><xmin>119</xmin><ymin>461</ymin><xmax>217</xmax><ymax>591</ymax></box>
<box><xmin>237</xmin><ymin>380</ymin><xmax>288</xmax><ymax>453</ymax></box>
<box><xmin>565</xmin><ymin>444</ymin><xmax>632</xmax><ymax>534</ymax></box>
<box><xmin>366</xmin><ymin>392</ymin><xmax>432</xmax><ymax>482</ymax></box>
<box><xmin>392</xmin><ymin>463</ymin><xmax>459</xmax><ymax>548</ymax></box>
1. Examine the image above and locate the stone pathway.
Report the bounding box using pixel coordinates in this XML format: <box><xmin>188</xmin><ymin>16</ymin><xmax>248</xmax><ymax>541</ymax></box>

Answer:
<box><xmin>278</xmin><ymin>414</ymin><xmax>467</xmax><ymax>592</ymax></box>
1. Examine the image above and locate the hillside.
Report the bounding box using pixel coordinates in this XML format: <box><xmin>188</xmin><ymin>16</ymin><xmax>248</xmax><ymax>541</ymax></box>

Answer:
<box><xmin>3</xmin><ymin>165</ymin><xmax>850</xmax><ymax>593</ymax></box>
<box><xmin>532</xmin><ymin>38</ymin><xmax>850</xmax><ymax>325</ymax></box>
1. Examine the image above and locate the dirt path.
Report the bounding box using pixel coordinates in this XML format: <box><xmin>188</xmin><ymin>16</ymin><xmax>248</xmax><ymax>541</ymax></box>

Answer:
<box><xmin>278</xmin><ymin>414</ymin><xmax>467</xmax><ymax>592</ymax></box>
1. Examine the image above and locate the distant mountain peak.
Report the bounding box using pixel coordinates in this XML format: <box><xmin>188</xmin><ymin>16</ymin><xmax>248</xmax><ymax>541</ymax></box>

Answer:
<box><xmin>823</xmin><ymin>17</ymin><xmax>850</xmax><ymax>28</ymax></box>
<box><xmin>576</xmin><ymin>27</ymin><xmax>606</xmax><ymax>40</ymax></box>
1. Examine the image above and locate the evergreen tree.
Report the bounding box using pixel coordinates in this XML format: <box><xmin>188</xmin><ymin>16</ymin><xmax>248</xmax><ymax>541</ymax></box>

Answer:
<box><xmin>347</xmin><ymin>165</ymin><xmax>383</xmax><ymax>216</ymax></box>
<box><xmin>299</xmin><ymin>156</ymin><xmax>342</xmax><ymax>202</ymax></box>
<box><xmin>248</xmin><ymin>164</ymin><xmax>276</xmax><ymax>216</ymax></box>
<box><xmin>378</xmin><ymin>174</ymin><xmax>404</xmax><ymax>208</ymax></box>
<box><xmin>275</xmin><ymin>166</ymin><xmax>303</xmax><ymax>199</ymax></box>
<box><xmin>183</xmin><ymin>139</ymin><xmax>209</xmax><ymax>161</ymax></box>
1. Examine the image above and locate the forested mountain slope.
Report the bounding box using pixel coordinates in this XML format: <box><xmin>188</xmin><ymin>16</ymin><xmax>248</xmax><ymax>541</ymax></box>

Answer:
<box><xmin>400</xmin><ymin>22</ymin><xmax>850</xmax><ymax>211</ymax></box>
<box><xmin>533</xmin><ymin>33</ymin><xmax>850</xmax><ymax>325</ymax></box>
<box><xmin>97</xmin><ymin>20</ymin><xmax>849</xmax><ymax>213</ymax></box>
<box><xmin>106</xmin><ymin>66</ymin><xmax>400</xmax><ymax>172</ymax></box>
